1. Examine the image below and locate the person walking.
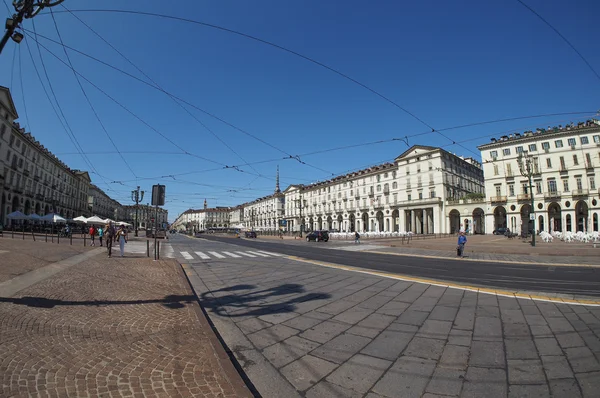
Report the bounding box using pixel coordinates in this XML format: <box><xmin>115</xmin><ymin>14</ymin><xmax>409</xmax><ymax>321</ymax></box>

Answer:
<box><xmin>97</xmin><ymin>226</ymin><xmax>104</xmax><ymax>247</ymax></box>
<box><xmin>457</xmin><ymin>231</ymin><xmax>467</xmax><ymax>258</ymax></box>
<box><xmin>117</xmin><ymin>224</ymin><xmax>128</xmax><ymax>257</ymax></box>
<box><xmin>354</xmin><ymin>231</ymin><xmax>361</xmax><ymax>244</ymax></box>
<box><xmin>89</xmin><ymin>225</ymin><xmax>96</xmax><ymax>246</ymax></box>
<box><xmin>105</xmin><ymin>222</ymin><xmax>116</xmax><ymax>258</ymax></box>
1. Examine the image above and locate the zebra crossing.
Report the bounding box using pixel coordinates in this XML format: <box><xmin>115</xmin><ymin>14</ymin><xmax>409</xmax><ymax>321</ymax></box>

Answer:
<box><xmin>164</xmin><ymin>247</ymin><xmax>284</xmax><ymax>261</ymax></box>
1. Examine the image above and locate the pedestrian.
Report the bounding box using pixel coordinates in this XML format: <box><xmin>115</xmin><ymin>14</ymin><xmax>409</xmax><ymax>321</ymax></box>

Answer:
<box><xmin>105</xmin><ymin>222</ymin><xmax>116</xmax><ymax>258</ymax></box>
<box><xmin>117</xmin><ymin>224</ymin><xmax>128</xmax><ymax>257</ymax></box>
<box><xmin>97</xmin><ymin>226</ymin><xmax>104</xmax><ymax>247</ymax></box>
<box><xmin>457</xmin><ymin>231</ymin><xmax>467</xmax><ymax>258</ymax></box>
<box><xmin>354</xmin><ymin>231</ymin><xmax>361</xmax><ymax>244</ymax></box>
<box><xmin>89</xmin><ymin>225</ymin><xmax>96</xmax><ymax>246</ymax></box>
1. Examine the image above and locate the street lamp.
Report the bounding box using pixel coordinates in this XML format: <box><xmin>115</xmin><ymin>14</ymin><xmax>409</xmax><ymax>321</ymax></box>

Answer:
<box><xmin>517</xmin><ymin>150</ymin><xmax>536</xmax><ymax>247</ymax></box>
<box><xmin>131</xmin><ymin>186</ymin><xmax>144</xmax><ymax>237</ymax></box>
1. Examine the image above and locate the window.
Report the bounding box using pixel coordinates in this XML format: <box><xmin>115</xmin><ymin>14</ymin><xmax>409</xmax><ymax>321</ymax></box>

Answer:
<box><xmin>576</xmin><ymin>177</ymin><xmax>583</xmax><ymax>190</ymax></box>
<box><xmin>0</xmin><ymin>123</ymin><xmax>6</xmax><ymax>139</ymax></box>
<box><xmin>573</xmin><ymin>155</ymin><xmax>579</xmax><ymax>165</ymax></box>
<box><xmin>586</xmin><ymin>153</ymin><xmax>592</xmax><ymax>167</ymax></box>
<box><xmin>494</xmin><ymin>165</ymin><xmax>499</xmax><ymax>175</ymax></box>
<box><xmin>562</xmin><ymin>179</ymin><xmax>569</xmax><ymax>192</ymax></box>
<box><xmin>594</xmin><ymin>135</ymin><xmax>600</xmax><ymax>144</ymax></box>
<box><xmin>407</xmin><ymin>194</ymin><xmax>412</xmax><ymax>201</ymax></box>
<box><xmin>590</xmin><ymin>177</ymin><xmax>596</xmax><ymax>190</ymax></box>
<box><xmin>490</xmin><ymin>150</ymin><xmax>498</xmax><ymax>158</ymax></box>
<box><xmin>555</xmin><ymin>140</ymin><xmax>564</xmax><ymax>148</ymax></box>
<box><xmin>428</xmin><ymin>162</ymin><xmax>433</xmax><ymax>170</ymax></box>
<box><xmin>541</xmin><ymin>142</ymin><xmax>550</xmax><ymax>150</ymax></box>
<box><xmin>418</xmin><ymin>192</ymin><xmax>423</xmax><ymax>200</ymax></box>
<box><xmin>568</xmin><ymin>138</ymin><xmax>576</xmax><ymax>147</ymax></box>
<box><xmin>384</xmin><ymin>173</ymin><xmax>388</xmax><ymax>178</ymax></box>
<box><xmin>392</xmin><ymin>182</ymin><xmax>397</xmax><ymax>189</ymax></box>
<box><xmin>377</xmin><ymin>184</ymin><xmax>381</xmax><ymax>192</ymax></box>
<box><xmin>516</xmin><ymin>146</ymin><xmax>524</xmax><ymax>154</ymax></box>
<box><xmin>581</xmin><ymin>136</ymin><xmax>589</xmax><ymax>145</ymax></box>
<box><xmin>536</xmin><ymin>181</ymin><xmax>542</xmax><ymax>194</ymax></box>
<box><xmin>508</xmin><ymin>184</ymin><xmax>515</xmax><ymax>196</ymax></box>
<box><xmin>546</xmin><ymin>158</ymin><xmax>552</xmax><ymax>168</ymax></box>
<box><xmin>430</xmin><ymin>190</ymin><xmax>436</xmax><ymax>198</ymax></box>
<box><xmin>529</xmin><ymin>143</ymin><xmax>537</xmax><ymax>152</ymax></box>
<box><xmin>559</xmin><ymin>157</ymin><xmax>566</xmax><ymax>170</ymax></box>
<box><xmin>495</xmin><ymin>186</ymin><xmax>501</xmax><ymax>196</ymax></box>
<box><xmin>548</xmin><ymin>180</ymin><xmax>557</xmax><ymax>193</ymax></box>
<box><xmin>522</xmin><ymin>183</ymin><xmax>528</xmax><ymax>194</ymax></box>
<box><xmin>406</xmin><ymin>167</ymin><xmax>410</xmax><ymax>175</ymax></box>
<box><xmin>377</xmin><ymin>175</ymin><xmax>381</xmax><ymax>182</ymax></box>
<box><xmin>503</xmin><ymin>148</ymin><xmax>511</xmax><ymax>156</ymax></box>
<box><xmin>392</xmin><ymin>171</ymin><xmax>396</xmax><ymax>178</ymax></box>
<box><xmin>506</xmin><ymin>163</ymin><xmax>512</xmax><ymax>176</ymax></box>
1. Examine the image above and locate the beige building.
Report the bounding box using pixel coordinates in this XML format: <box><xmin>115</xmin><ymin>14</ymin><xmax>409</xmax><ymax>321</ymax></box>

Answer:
<box><xmin>123</xmin><ymin>204</ymin><xmax>168</xmax><ymax>230</ymax></box>
<box><xmin>171</xmin><ymin>200</ymin><xmax>227</xmax><ymax>232</ymax></box>
<box><xmin>478</xmin><ymin>119</ymin><xmax>600</xmax><ymax>235</ymax></box>
<box><xmin>0</xmin><ymin>86</ymin><xmax>92</xmax><ymax>225</ymax></box>
<box><xmin>243</xmin><ymin>171</ymin><xmax>284</xmax><ymax>231</ymax></box>
<box><xmin>283</xmin><ymin>145</ymin><xmax>484</xmax><ymax>234</ymax></box>
<box><xmin>88</xmin><ymin>184</ymin><xmax>125</xmax><ymax>221</ymax></box>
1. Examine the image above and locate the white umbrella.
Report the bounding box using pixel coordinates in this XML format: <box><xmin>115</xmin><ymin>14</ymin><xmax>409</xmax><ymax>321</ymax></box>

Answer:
<box><xmin>72</xmin><ymin>215</ymin><xmax>88</xmax><ymax>223</ymax></box>
<box><xmin>103</xmin><ymin>218</ymin><xmax>115</xmax><ymax>224</ymax></box>
<box><xmin>28</xmin><ymin>213</ymin><xmax>42</xmax><ymax>221</ymax></box>
<box><xmin>85</xmin><ymin>215</ymin><xmax>106</xmax><ymax>225</ymax></box>
<box><xmin>115</xmin><ymin>221</ymin><xmax>132</xmax><ymax>227</ymax></box>
<box><xmin>7</xmin><ymin>211</ymin><xmax>29</xmax><ymax>220</ymax></box>
<box><xmin>42</xmin><ymin>213</ymin><xmax>66</xmax><ymax>223</ymax></box>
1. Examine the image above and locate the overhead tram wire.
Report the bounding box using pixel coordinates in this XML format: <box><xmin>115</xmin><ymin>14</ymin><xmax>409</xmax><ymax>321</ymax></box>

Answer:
<box><xmin>45</xmin><ymin>9</ymin><xmax>481</xmax><ymax>158</ymax></box>
<box><xmin>515</xmin><ymin>0</ymin><xmax>600</xmax><ymax>85</ymax></box>
<box><xmin>49</xmin><ymin>9</ymin><xmax>138</xmax><ymax>181</ymax></box>
<box><xmin>17</xmin><ymin>45</ymin><xmax>31</xmax><ymax>129</ymax></box>
<box><xmin>22</xmin><ymin>35</ymin><xmax>111</xmax><ymax>192</ymax></box>
<box><xmin>26</xmin><ymin>27</ymin><xmax>598</xmax><ymax>168</ymax></box>
<box><xmin>58</xmin><ymin>4</ymin><xmax>265</xmax><ymax>179</ymax></box>
<box><xmin>25</xmin><ymin>30</ymin><xmax>338</xmax><ymax>179</ymax></box>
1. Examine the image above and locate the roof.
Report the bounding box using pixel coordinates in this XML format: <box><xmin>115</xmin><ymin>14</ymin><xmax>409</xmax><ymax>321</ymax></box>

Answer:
<box><xmin>0</xmin><ymin>86</ymin><xmax>19</xmax><ymax>119</ymax></box>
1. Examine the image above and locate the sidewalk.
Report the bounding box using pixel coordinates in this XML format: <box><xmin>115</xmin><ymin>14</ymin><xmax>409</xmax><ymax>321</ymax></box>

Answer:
<box><xmin>0</xmin><ymin>240</ymin><xmax>252</xmax><ymax>397</ymax></box>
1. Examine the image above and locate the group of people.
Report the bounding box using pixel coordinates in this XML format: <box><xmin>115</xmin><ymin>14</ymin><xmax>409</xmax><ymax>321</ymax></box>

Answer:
<box><xmin>88</xmin><ymin>223</ymin><xmax>128</xmax><ymax>258</ymax></box>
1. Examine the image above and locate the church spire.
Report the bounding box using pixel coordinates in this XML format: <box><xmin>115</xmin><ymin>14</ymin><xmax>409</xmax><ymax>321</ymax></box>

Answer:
<box><xmin>275</xmin><ymin>165</ymin><xmax>281</xmax><ymax>193</ymax></box>
<box><xmin>203</xmin><ymin>199</ymin><xmax>207</xmax><ymax>209</ymax></box>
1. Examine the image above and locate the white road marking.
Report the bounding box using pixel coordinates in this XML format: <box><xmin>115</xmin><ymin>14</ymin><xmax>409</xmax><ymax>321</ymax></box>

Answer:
<box><xmin>208</xmin><ymin>251</ymin><xmax>226</xmax><ymax>259</ymax></box>
<box><xmin>256</xmin><ymin>250</ymin><xmax>283</xmax><ymax>257</ymax></box>
<box><xmin>222</xmin><ymin>251</ymin><xmax>242</xmax><ymax>258</ymax></box>
<box><xmin>248</xmin><ymin>251</ymin><xmax>270</xmax><ymax>257</ymax></box>
<box><xmin>236</xmin><ymin>251</ymin><xmax>256</xmax><ymax>257</ymax></box>
<box><xmin>181</xmin><ymin>251</ymin><xmax>194</xmax><ymax>260</ymax></box>
<box><xmin>195</xmin><ymin>251</ymin><xmax>210</xmax><ymax>259</ymax></box>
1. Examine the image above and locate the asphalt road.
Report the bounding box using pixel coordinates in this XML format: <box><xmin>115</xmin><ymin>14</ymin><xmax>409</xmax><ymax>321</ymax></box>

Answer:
<box><xmin>183</xmin><ymin>234</ymin><xmax>600</xmax><ymax>297</ymax></box>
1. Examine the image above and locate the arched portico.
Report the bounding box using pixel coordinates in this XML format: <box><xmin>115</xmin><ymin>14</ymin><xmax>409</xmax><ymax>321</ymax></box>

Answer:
<box><xmin>520</xmin><ymin>204</ymin><xmax>533</xmax><ymax>236</ymax></box>
<box><xmin>493</xmin><ymin>206</ymin><xmax>507</xmax><ymax>230</ymax></box>
<box><xmin>391</xmin><ymin>209</ymin><xmax>399</xmax><ymax>232</ymax></box>
<box><xmin>575</xmin><ymin>200</ymin><xmax>589</xmax><ymax>232</ymax></box>
<box><xmin>362</xmin><ymin>213</ymin><xmax>369</xmax><ymax>232</ymax></box>
<box><xmin>349</xmin><ymin>213</ymin><xmax>356</xmax><ymax>232</ymax></box>
<box><xmin>449</xmin><ymin>209</ymin><xmax>461</xmax><ymax>234</ymax></box>
<box><xmin>548</xmin><ymin>202</ymin><xmax>561</xmax><ymax>232</ymax></box>
<box><xmin>376</xmin><ymin>211</ymin><xmax>384</xmax><ymax>232</ymax></box>
<box><xmin>472</xmin><ymin>208</ymin><xmax>484</xmax><ymax>234</ymax></box>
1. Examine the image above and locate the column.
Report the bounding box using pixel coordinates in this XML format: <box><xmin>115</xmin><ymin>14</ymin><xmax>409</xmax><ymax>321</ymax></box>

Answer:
<box><xmin>398</xmin><ymin>210</ymin><xmax>405</xmax><ymax>233</ymax></box>
<box><xmin>411</xmin><ymin>210</ymin><xmax>416</xmax><ymax>233</ymax></box>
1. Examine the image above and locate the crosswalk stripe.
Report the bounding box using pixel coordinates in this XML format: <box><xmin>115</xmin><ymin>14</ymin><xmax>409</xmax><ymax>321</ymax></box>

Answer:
<box><xmin>208</xmin><ymin>251</ymin><xmax>226</xmax><ymax>259</ymax></box>
<box><xmin>181</xmin><ymin>251</ymin><xmax>194</xmax><ymax>260</ymax></box>
<box><xmin>256</xmin><ymin>250</ymin><xmax>283</xmax><ymax>257</ymax></box>
<box><xmin>236</xmin><ymin>251</ymin><xmax>256</xmax><ymax>257</ymax></box>
<box><xmin>194</xmin><ymin>251</ymin><xmax>210</xmax><ymax>259</ymax></box>
<box><xmin>248</xmin><ymin>251</ymin><xmax>270</xmax><ymax>257</ymax></box>
<box><xmin>222</xmin><ymin>251</ymin><xmax>242</xmax><ymax>258</ymax></box>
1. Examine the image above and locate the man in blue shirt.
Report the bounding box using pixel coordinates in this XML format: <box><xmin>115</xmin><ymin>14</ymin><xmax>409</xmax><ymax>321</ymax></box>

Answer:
<box><xmin>457</xmin><ymin>231</ymin><xmax>467</xmax><ymax>258</ymax></box>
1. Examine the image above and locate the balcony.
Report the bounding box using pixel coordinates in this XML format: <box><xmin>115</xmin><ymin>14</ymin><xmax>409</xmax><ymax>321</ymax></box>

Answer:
<box><xmin>23</xmin><ymin>169</ymin><xmax>30</xmax><ymax>177</ymax></box>
<box><xmin>383</xmin><ymin>187</ymin><xmax>390</xmax><ymax>195</ymax></box>
<box><xmin>368</xmin><ymin>190</ymin><xmax>375</xmax><ymax>197</ymax></box>
<box><xmin>36</xmin><ymin>193</ymin><xmax>44</xmax><ymax>200</ymax></box>
<box><xmin>544</xmin><ymin>191</ymin><xmax>561</xmax><ymax>200</ymax></box>
<box><xmin>571</xmin><ymin>189</ymin><xmax>589</xmax><ymax>197</ymax></box>
<box><xmin>13</xmin><ymin>187</ymin><xmax>23</xmax><ymax>194</ymax></box>
<box><xmin>559</xmin><ymin>166</ymin><xmax>568</xmax><ymax>174</ymax></box>
<box><xmin>517</xmin><ymin>194</ymin><xmax>530</xmax><ymax>202</ymax></box>
<box><xmin>33</xmin><ymin>175</ymin><xmax>40</xmax><ymax>181</ymax></box>
<box><xmin>490</xmin><ymin>196</ymin><xmax>507</xmax><ymax>204</ymax></box>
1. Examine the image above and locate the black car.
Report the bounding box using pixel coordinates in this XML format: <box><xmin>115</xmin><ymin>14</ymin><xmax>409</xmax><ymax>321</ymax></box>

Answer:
<box><xmin>306</xmin><ymin>231</ymin><xmax>329</xmax><ymax>242</ymax></box>
<box><xmin>245</xmin><ymin>231</ymin><xmax>257</xmax><ymax>238</ymax></box>
<box><xmin>493</xmin><ymin>227</ymin><xmax>507</xmax><ymax>235</ymax></box>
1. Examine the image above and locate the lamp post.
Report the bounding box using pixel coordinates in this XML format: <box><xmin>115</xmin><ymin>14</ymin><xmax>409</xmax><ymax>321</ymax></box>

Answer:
<box><xmin>294</xmin><ymin>192</ymin><xmax>306</xmax><ymax>238</ymax></box>
<box><xmin>517</xmin><ymin>151</ymin><xmax>536</xmax><ymax>247</ymax></box>
<box><xmin>131</xmin><ymin>186</ymin><xmax>144</xmax><ymax>237</ymax></box>
<box><xmin>1</xmin><ymin>0</ymin><xmax>64</xmax><ymax>55</ymax></box>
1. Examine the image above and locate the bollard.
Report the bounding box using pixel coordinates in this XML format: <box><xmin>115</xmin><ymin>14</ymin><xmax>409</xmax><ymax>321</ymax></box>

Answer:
<box><xmin>70</xmin><ymin>234</ymin><xmax>72</xmax><ymax>245</ymax></box>
<box><xmin>84</xmin><ymin>234</ymin><xmax>86</xmax><ymax>247</ymax></box>
<box><xmin>31</xmin><ymin>230</ymin><xmax>36</xmax><ymax>242</ymax></box>
<box><xmin>147</xmin><ymin>240</ymin><xmax>150</xmax><ymax>257</ymax></box>
<box><xmin>22</xmin><ymin>226</ymin><xmax>25</xmax><ymax>240</ymax></box>
<box><xmin>57</xmin><ymin>232</ymin><xmax>60</xmax><ymax>245</ymax></box>
<box><xmin>45</xmin><ymin>231</ymin><xmax>48</xmax><ymax>242</ymax></box>
<box><xmin>11</xmin><ymin>226</ymin><xmax>14</xmax><ymax>239</ymax></box>
<box><xmin>157</xmin><ymin>241</ymin><xmax>160</xmax><ymax>260</ymax></box>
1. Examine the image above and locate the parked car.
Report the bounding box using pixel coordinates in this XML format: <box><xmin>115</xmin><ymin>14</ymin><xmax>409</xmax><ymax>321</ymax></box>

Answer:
<box><xmin>306</xmin><ymin>231</ymin><xmax>329</xmax><ymax>242</ymax></box>
<box><xmin>493</xmin><ymin>227</ymin><xmax>507</xmax><ymax>235</ymax></box>
<box><xmin>245</xmin><ymin>231</ymin><xmax>257</xmax><ymax>238</ymax></box>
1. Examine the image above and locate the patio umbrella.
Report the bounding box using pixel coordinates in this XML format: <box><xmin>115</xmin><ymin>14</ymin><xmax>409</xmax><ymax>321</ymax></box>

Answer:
<box><xmin>72</xmin><ymin>215</ymin><xmax>88</xmax><ymax>223</ymax></box>
<box><xmin>85</xmin><ymin>215</ymin><xmax>106</xmax><ymax>225</ymax></box>
<box><xmin>7</xmin><ymin>211</ymin><xmax>29</xmax><ymax>220</ymax></box>
<box><xmin>28</xmin><ymin>213</ymin><xmax>42</xmax><ymax>221</ymax></box>
<box><xmin>103</xmin><ymin>218</ymin><xmax>115</xmax><ymax>224</ymax></box>
<box><xmin>115</xmin><ymin>221</ymin><xmax>132</xmax><ymax>227</ymax></box>
<box><xmin>42</xmin><ymin>213</ymin><xmax>66</xmax><ymax>223</ymax></box>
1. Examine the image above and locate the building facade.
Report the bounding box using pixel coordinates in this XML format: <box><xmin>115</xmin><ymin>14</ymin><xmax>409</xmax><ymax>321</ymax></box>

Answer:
<box><xmin>283</xmin><ymin>145</ymin><xmax>484</xmax><ymax>234</ymax></box>
<box><xmin>123</xmin><ymin>204</ymin><xmax>168</xmax><ymax>230</ymax></box>
<box><xmin>0</xmin><ymin>87</ymin><xmax>93</xmax><ymax>226</ymax></box>
<box><xmin>88</xmin><ymin>184</ymin><xmax>125</xmax><ymax>221</ymax></box>
<box><xmin>478</xmin><ymin>119</ymin><xmax>600</xmax><ymax>235</ymax></box>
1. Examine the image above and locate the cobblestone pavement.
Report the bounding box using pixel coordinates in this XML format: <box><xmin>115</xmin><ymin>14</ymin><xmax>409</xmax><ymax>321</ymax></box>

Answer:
<box><xmin>0</xmin><ymin>234</ymin><xmax>95</xmax><ymax>283</ymax></box>
<box><xmin>0</xmin><ymin>250</ymin><xmax>252</xmax><ymax>397</ymax></box>
<box><xmin>185</xmin><ymin>243</ymin><xmax>600</xmax><ymax>398</ymax></box>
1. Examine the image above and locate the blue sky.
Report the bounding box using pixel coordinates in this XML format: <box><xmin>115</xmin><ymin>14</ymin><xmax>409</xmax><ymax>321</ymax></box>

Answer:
<box><xmin>1</xmin><ymin>0</ymin><xmax>598</xmax><ymax>221</ymax></box>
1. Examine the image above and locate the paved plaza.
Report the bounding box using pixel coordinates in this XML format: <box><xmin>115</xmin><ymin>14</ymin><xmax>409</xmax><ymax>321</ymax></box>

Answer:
<box><xmin>0</xmin><ymin>236</ymin><xmax>252</xmax><ymax>398</ymax></box>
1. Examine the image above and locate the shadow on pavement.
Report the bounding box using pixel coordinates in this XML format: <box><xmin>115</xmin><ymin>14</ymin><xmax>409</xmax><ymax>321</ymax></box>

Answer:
<box><xmin>201</xmin><ymin>283</ymin><xmax>331</xmax><ymax>317</ymax></box>
<box><xmin>0</xmin><ymin>294</ymin><xmax>196</xmax><ymax>309</ymax></box>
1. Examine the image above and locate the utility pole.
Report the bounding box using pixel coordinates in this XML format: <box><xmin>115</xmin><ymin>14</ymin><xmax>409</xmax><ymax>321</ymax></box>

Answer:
<box><xmin>293</xmin><ymin>191</ymin><xmax>306</xmax><ymax>238</ymax></box>
<box><xmin>518</xmin><ymin>151</ymin><xmax>536</xmax><ymax>247</ymax></box>
<box><xmin>1</xmin><ymin>0</ymin><xmax>64</xmax><ymax>55</ymax></box>
<box><xmin>131</xmin><ymin>186</ymin><xmax>144</xmax><ymax>237</ymax></box>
